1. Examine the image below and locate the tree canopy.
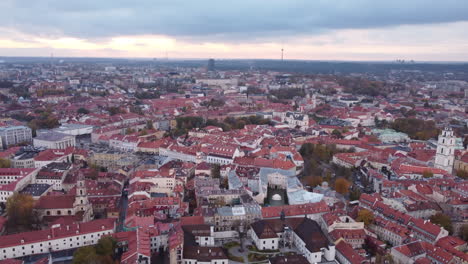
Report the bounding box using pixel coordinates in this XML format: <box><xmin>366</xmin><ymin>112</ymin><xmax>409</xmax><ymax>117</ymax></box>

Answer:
<box><xmin>73</xmin><ymin>236</ymin><xmax>117</xmax><ymax>264</ymax></box>
<box><xmin>391</xmin><ymin>118</ymin><xmax>439</xmax><ymax>140</ymax></box>
<box><xmin>0</xmin><ymin>158</ymin><xmax>11</xmax><ymax>168</ymax></box>
<box><xmin>334</xmin><ymin>177</ymin><xmax>351</xmax><ymax>195</ymax></box>
<box><xmin>6</xmin><ymin>193</ymin><xmax>35</xmax><ymax>230</ymax></box>
<box><xmin>357</xmin><ymin>209</ymin><xmax>375</xmax><ymax>226</ymax></box>
<box><xmin>430</xmin><ymin>213</ymin><xmax>453</xmax><ymax>234</ymax></box>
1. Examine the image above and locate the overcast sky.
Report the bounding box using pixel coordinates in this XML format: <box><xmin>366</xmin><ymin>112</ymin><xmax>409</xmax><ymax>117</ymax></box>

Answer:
<box><xmin>0</xmin><ymin>0</ymin><xmax>467</xmax><ymax>61</ymax></box>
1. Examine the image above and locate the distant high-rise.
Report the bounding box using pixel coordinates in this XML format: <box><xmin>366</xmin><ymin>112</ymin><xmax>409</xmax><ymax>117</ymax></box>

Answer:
<box><xmin>207</xmin><ymin>58</ymin><xmax>215</xmax><ymax>71</ymax></box>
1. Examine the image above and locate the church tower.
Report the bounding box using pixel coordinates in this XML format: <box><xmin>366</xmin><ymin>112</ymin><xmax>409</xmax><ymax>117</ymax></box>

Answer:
<box><xmin>74</xmin><ymin>172</ymin><xmax>93</xmax><ymax>221</ymax></box>
<box><xmin>435</xmin><ymin>127</ymin><xmax>456</xmax><ymax>174</ymax></box>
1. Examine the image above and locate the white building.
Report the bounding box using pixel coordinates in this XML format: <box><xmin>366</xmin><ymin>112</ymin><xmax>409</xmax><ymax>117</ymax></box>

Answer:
<box><xmin>0</xmin><ymin>168</ymin><xmax>39</xmax><ymax>203</ymax></box>
<box><xmin>0</xmin><ymin>218</ymin><xmax>115</xmax><ymax>260</ymax></box>
<box><xmin>0</xmin><ymin>126</ymin><xmax>32</xmax><ymax>149</ymax></box>
<box><xmin>434</xmin><ymin>127</ymin><xmax>456</xmax><ymax>174</ymax></box>
<box><xmin>52</xmin><ymin>124</ymin><xmax>94</xmax><ymax>136</ymax></box>
<box><xmin>249</xmin><ymin>217</ymin><xmax>335</xmax><ymax>263</ymax></box>
<box><xmin>33</xmin><ymin>132</ymin><xmax>76</xmax><ymax>149</ymax></box>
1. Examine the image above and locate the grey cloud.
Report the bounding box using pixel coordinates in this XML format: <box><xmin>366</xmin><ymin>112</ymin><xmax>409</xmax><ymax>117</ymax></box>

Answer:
<box><xmin>1</xmin><ymin>0</ymin><xmax>468</xmax><ymax>41</ymax></box>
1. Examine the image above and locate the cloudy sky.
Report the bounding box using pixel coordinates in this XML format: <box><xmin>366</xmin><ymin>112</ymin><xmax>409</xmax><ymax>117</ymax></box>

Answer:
<box><xmin>0</xmin><ymin>0</ymin><xmax>467</xmax><ymax>61</ymax></box>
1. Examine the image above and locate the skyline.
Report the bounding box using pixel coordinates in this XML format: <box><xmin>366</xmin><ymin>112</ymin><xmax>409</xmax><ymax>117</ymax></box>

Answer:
<box><xmin>1</xmin><ymin>1</ymin><xmax>468</xmax><ymax>61</ymax></box>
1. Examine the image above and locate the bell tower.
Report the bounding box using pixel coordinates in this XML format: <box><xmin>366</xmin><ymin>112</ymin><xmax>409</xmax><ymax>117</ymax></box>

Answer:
<box><xmin>434</xmin><ymin>127</ymin><xmax>456</xmax><ymax>174</ymax></box>
<box><xmin>74</xmin><ymin>172</ymin><xmax>93</xmax><ymax>220</ymax></box>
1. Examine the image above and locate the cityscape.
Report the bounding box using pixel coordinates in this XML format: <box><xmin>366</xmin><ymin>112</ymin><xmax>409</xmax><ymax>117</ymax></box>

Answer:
<box><xmin>0</xmin><ymin>1</ymin><xmax>467</xmax><ymax>264</ymax></box>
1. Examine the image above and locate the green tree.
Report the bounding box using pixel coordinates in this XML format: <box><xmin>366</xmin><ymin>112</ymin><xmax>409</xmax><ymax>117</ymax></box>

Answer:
<box><xmin>73</xmin><ymin>236</ymin><xmax>117</xmax><ymax>264</ymax></box>
<box><xmin>73</xmin><ymin>246</ymin><xmax>99</xmax><ymax>264</ymax></box>
<box><xmin>95</xmin><ymin>236</ymin><xmax>117</xmax><ymax>256</ymax></box>
<box><xmin>357</xmin><ymin>209</ymin><xmax>375</xmax><ymax>226</ymax></box>
<box><xmin>430</xmin><ymin>213</ymin><xmax>453</xmax><ymax>234</ymax></box>
<box><xmin>77</xmin><ymin>107</ymin><xmax>90</xmax><ymax>114</ymax></box>
<box><xmin>349</xmin><ymin>188</ymin><xmax>361</xmax><ymax>201</ymax></box>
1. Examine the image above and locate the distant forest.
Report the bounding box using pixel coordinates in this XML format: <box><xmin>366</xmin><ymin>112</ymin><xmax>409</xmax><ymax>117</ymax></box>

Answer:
<box><xmin>1</xmin><ymin>57</ymin><xmax>468</xmax><ymax>75</ymax></box>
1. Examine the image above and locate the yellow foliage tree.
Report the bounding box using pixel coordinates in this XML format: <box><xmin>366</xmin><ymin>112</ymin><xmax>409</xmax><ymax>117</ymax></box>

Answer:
<box><xmin>334</xmin><ymin>177</ymin><xmax>350</xmax><ymax>195</ymax></box>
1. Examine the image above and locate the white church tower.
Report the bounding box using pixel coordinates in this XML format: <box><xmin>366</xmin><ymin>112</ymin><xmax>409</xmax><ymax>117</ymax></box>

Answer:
<box><xmin>73</xmin><ymin>172</ymin><xmax>93</xmax><ymax>221</ymax></box>
<box><xmin>435</xmin><ymin>127</ymin><xmax>456</xmax><ymax>174</ymax></box>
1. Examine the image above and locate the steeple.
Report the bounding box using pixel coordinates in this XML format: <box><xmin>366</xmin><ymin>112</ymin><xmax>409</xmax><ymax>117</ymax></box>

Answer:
<box><xmin>74</xmin><ymin>172</ymin><xmax>93</xmax><ymax>220</ymax></box>
<box><xmin>434</xmin><ymin>127</ymin><xmax>456</xmax><ymax>174</ymax></box>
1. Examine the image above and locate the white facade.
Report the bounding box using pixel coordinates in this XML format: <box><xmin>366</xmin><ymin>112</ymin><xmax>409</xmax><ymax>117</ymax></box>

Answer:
<box><xmin>434</xmin><ymin>127</ymin><xmax>456</xmax><ymax>174</ymax></box>
<box><xmin>248</xmin><ymin>228</ymin><xmax>279</xmax><ymax>251</ymax></box>
<box><xmin>0</xmin><ymin>126</ymin><xmax>32</xmax><ymax>149</ymax></box>
<box><xmin>0</xmin><ymin>220</ymin><xmax>114</xmax><ymax>260</ymax></box>
<box><xmin>34</xmin><ymin>133</ymin><xmax>76</xmax><ymax>149</ymax></box>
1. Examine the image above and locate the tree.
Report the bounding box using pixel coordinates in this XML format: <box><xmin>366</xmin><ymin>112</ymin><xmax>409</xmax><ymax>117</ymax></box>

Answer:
<box><xmin>73</xmin><ymin>246</ymin><xmax>99</xmax><ymax>264</ymax></box>
<box><xmin>0</xmin><ymin>158</ymin><xmax>11</xmax><ymax>168</ymax></box>
<box><xmin>125</xmin><ymin>128</ymin><xmax>135</xmax><ymax>135</ymax></box>
<box><xmin>456</xmin><ymin>170</ymin><xmax>468</xmax><ymax>180</ymax></box>
<box><xmin>6</xmin><ymin>193</ymin><xmax>35</xmax><ymax>229</ymax></box>
<box><xmin>430</xmin><ymin>213</ymin><xmax>453</xmax><ymax>234</ymax></box>
<box><xmin>73</xmin><ymin>236</ymin><xmax>117</xmax><ymax>264</ymax></box>
<box><xmin>375</xmin><ymin>254</ymin><xmax>394</xmax><ymax>264</ymax></box>
<box><xmin>349</xmin><ymin>188</ymin><xmax>361</xmax><ymax>201</ymax></box>
<box><xmin>391</xmin><ymin>118</ymin><xmax>439</xmax><ymax>140</ymax></box>
<box><xmin>422</xmin><ymin>170</ymin><xmax>434</xmax><ymax>178</ymax></box>
<box><xmin>77</xmin><ymin>107</ymin><xmax>90</xmax><ymax>114</ymax></box>
<box><xmin>461</xmin><ymin>224</ymin><xmax>468</xmax><ymax>241</ymax></box>
<box><xmin>331</xmin><ymin>129</ymin><xmax>343</xmax><ymax>139</ymax></box>
<box><xmin>304</xmin><ymin>176</ymin><xmax>323</xmax><ymax>188</ymax></box>
<box><xmin>95</xmin><ymin>236</ymin><xmax>117</xmax><ymax>256</ymax></box>
<box><xmin>357</xmin><ymin>209</ymin><xmax>375</xmax><ymax>226</ymax></box>
<box><xmin>211</xmin><ymin>164</ymin><xmax>221</xmax><ymax>178</ymax></box>
<box><xmin>334</xmin><ymin>177</ymin><xmax>350</xmax><ymax>195</ymax></box>
<box><xmin>107</xmin><ymin>107</ymin><xmax>125</xmax><ymax>116</ymax></box>
<box><xmin>146</xmin><ymin>120</ymin><xmax>154</xmax><ymax>130</ymax></box>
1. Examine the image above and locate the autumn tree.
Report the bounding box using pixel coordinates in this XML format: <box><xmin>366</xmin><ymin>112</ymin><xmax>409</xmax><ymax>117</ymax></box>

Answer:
<box><xmin>304</xmin><ymin>176</ymin><xmax>323</xmax><ymax>188</ymax></box>
<box><xmin>430</xmin><ymin>213</ymin><xmax>453</xmax><ymax>234</ymax></box>
<box><xmin>0</xmin><ymin>158</ymin><xmax>11</xmax><ymax>168</ymax></box>
<box><xmin>422</xmin><ymin>170</ymin><xmax>434</xmax><ymax>178</ymax></box>
<box><xmin>357</xmin><ymin>209</ymin><xmax>375</xmax><ymax>226</ymax></box>
<box><xmin>456</xmin><ymin>170</ymin><xmax>468</xmax><ymax>180</ymax></box>
<box><xmin>6</xmin><ymin>193</ymin><xmax>35</xmax><ymax>229</ymax></box>
<box><xmin>334</xmin><ymin>177</ymin><xmax>351</xmax><ymax>195</ymax></box>
<box><xmin>331</xmin><ymin>129</ymin><xmax>343</xmax><ymax>139</ymax></box>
